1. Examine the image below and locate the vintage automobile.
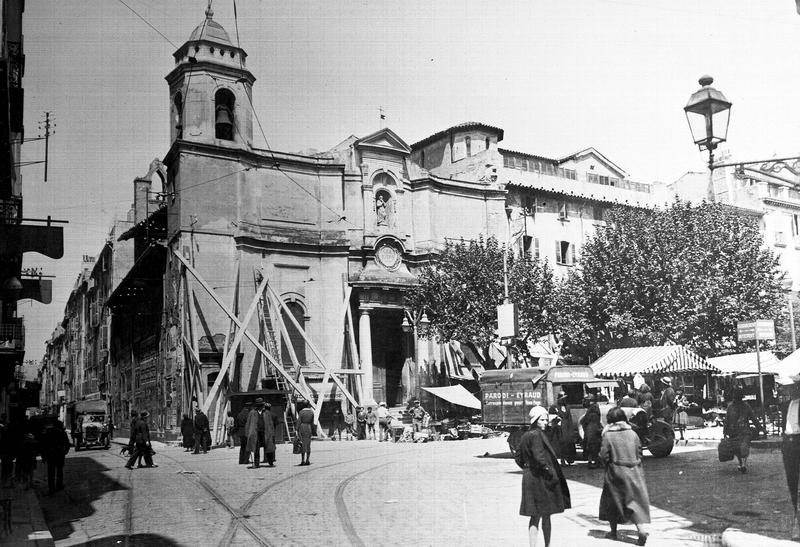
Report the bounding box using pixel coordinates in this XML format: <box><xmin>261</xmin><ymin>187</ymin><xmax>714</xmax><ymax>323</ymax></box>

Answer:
<box><xmin>73</xmin><ymin>400</ymin><xmax>109</xmax><ymax>451</ymax></box>
<box><xmin>480</xmin><ymin>365</ymin><xmax>674</xmax><ymax>458</ymax></box>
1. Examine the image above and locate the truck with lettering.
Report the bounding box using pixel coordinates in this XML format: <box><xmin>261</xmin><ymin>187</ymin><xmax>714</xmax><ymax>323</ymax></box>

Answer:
<box><xmin>480</xmin><ymin>365</ymin><xmax>674</xmax><ymax>457</ymax></box>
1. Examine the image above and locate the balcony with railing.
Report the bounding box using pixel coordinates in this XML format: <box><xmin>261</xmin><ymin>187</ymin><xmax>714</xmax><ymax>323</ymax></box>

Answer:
<box><xmin>0</xmin><ymin>318</ymin><xmax>25</xmax><ymax>352</ymax></box>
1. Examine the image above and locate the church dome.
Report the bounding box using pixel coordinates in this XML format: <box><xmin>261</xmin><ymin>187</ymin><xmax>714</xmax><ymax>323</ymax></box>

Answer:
<box><xmin>188</xmin><ymin>7</ymin><xmax>233</xmax><ymax>46</ymax></box>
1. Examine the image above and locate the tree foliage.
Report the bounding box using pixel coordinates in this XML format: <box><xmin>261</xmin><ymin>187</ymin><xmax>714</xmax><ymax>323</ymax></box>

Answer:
<box><xmin>406</xmin><ymin>236</ymin><xmax>559</xmax><ymax>367</ymax></box>
<box><xmin>560</xmin><ymin>199</ymin><xmax>785</xmax><ymax>359</ymax></box>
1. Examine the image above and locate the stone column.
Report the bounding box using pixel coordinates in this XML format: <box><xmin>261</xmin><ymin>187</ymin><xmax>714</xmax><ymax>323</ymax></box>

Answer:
<box><xmin>358</xmin><ymin>308</ymin><xmax>374</xmax><ymax>405</ymax></box>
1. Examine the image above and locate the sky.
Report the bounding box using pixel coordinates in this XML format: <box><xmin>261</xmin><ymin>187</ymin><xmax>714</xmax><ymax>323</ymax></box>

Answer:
<box><xmin>16</xmin><ymin>0</ymin><xmax>800</xmax><ymax>359</ymax></box>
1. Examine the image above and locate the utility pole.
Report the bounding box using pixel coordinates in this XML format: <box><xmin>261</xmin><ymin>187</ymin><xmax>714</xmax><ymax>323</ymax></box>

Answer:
<box><xmin>38</xmin><ymin>111</ymin><xmax>55</xmax><ymax>182</ymax></box>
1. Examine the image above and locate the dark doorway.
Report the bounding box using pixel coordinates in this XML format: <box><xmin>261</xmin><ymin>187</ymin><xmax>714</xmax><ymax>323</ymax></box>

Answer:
<box><xmin>370</xmin><ymin>309</ymin><xmax>407</xmax><ymax>406</ymax></box>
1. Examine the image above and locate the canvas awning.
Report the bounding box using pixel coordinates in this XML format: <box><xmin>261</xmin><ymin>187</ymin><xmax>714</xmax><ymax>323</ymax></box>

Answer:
<box><xmin>707</xmin><ymin>352</ymin><xmax>780</xmax><ymax>376</ymax></box>
<box><xmin>775</xmin><ymin>348</ymin><xmax>800</xmax><ymax>385</ymax></box>
<box><xmin>422</xmin><ymin>385</ymin><xmax>482</xmax><ymax>410</ymax></box>
<box><xmin>590</xmin><ymin>345</ymin><xmax>717</xmax><ymax>378</ymax></box>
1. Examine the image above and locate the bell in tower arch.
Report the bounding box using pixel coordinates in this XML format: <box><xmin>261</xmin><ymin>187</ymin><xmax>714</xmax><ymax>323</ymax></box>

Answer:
<box><xmin>215</xmin><ymin>105</ymin><xmax>234</xmax><ymax>141</ymax></box>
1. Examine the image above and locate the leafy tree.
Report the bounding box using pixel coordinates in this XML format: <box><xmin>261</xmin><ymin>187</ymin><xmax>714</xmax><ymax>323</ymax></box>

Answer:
<box><xmin>406</xmin><ymin>236</ymin><xmax>559</xmax><ymax>368</ymax></box>
<box><xmin>560</xmin><ymin>199</ymin><xmax>785</xmax><ymax>359</ymax></box>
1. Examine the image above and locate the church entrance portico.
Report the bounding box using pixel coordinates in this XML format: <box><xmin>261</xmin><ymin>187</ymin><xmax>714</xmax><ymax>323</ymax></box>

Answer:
<box><xmin>355</xmin><ymin>287</ymin><xmax>413</xmax><ymax>407</ymax></box>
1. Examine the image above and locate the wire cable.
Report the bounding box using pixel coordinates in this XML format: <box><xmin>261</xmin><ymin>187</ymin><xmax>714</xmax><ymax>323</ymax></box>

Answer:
<box><xmin>115</xmin><ymin>0</ymin><xmax>178</xmax><ymax>48</ymax></box>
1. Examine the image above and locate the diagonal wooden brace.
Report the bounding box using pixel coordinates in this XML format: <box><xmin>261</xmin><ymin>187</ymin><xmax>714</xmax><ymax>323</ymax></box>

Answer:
<box><xmin>173</xmin><ymin>250</ymin><xmax>316</xmax><ymax>409</ymax></box>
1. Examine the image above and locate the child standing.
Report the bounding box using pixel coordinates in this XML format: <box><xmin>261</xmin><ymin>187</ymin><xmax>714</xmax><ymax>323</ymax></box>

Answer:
<box><xmin>366</xmin><ymin>407</ymin><xmax>377</xmax><ymax>440</ymax></box>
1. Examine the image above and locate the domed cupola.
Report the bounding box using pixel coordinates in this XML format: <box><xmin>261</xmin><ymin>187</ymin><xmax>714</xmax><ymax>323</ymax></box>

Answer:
<box><xmin>165</xmin><ymin>5</ymin><xmax>256</xmax><ymax>148</ymax></box>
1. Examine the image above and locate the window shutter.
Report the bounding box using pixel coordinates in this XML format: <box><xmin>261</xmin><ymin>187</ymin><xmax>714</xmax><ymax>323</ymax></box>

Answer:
<box><xmin>571</xmin><ymin>243</ymin><xmax>577</xmax><ymax>265</ymax></box>
<box><xmin>555</xmin><ymin>241</ymin><xmax>561</xmax><ymax>263</ymax></box>
<box><xmin>534</xmin><ymin>238</ymin><xmax>540</xmax><ymax>260</ymax></box>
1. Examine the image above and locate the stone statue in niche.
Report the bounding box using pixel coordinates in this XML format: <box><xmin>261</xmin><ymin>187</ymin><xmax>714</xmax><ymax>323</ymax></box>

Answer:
<box><xmin>376</xmin><ymin>195</ymin><xmax>388</xmax><ymax>226</ymax></box>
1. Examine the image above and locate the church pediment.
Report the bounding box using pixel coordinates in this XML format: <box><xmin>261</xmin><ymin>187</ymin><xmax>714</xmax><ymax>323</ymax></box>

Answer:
<box><xmin>355</xmin><ymin>128</ymin><xmax>411</xmax><ymax>156</ymax></box>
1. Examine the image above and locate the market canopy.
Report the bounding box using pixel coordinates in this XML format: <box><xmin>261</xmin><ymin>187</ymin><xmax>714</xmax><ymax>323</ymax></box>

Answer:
<box><xmin>707</xmin><ymin>351</ymin><xmax>780</xmax><ymax>376</ymax></box>
<box><xmin>422</xmin><ymin>385</ymin><xmax>482</xmax><ymax>410</ymax></box>
<box><xmin>776</xmin><ymin>348</ymin><xmax>800</xmax><ymax>385</ymax></box>
<box><xmin>590</xmin><ymin>345</ymin><xmax>718</xmax><ymax>378</ymax></box>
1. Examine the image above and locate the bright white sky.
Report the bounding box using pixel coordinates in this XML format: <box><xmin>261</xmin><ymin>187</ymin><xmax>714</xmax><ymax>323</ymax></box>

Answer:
<box><xmin>17</xmin><ymin>0</ymin><xmax>800</xmax><ymax>359</ymax></box>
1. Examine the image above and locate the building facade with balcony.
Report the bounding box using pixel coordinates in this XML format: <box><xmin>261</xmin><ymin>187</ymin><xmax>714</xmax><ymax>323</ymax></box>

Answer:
<box><xmin>0</xmin><ymin>0</ymin><xmax>63</xmax><ymax>420</ymax></box>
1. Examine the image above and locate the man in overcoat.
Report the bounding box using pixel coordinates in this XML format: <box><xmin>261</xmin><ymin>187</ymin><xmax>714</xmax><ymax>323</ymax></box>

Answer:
<box><xmin>193</xmin><ymin>408</ymin><xmax>210</xmax><ymax>454</ymax></box>
<box><xmin>126</xmin><ymin>411</ymin><xmax>155</xmax><ymax>468</ymax></box>
<box><xmin>245</xmin><ymin>398</ymin><xmax>276</xmax><ymax>468</ymax></box>
<box><xmin>40</xmin><ymin>418</ymin><xmax>70</xmax><ymax>494</ymax></box>
<box><xmin>236</xmin><ymin>401</ymin><xmax>252</xmax><ymax>464</ymax></box>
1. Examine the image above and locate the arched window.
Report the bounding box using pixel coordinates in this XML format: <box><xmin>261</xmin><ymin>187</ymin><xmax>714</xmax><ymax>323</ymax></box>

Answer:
<box><xmin>281</xmin><ymin>301</ymin><xmax>306</xmax><ymax>368</ymax></box>
<box><xmin>173</xmin><ymin>92</ymin><xmax>183</xmax><ymax>139</ymax></box>
<box><xmin>214</xmin><ymin>89</ymin><xmax>235</xmax><ymax>140</ymax></box>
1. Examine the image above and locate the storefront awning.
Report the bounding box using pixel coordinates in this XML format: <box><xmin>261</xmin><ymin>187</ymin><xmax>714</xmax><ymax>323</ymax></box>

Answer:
<box><xmin>707</xmin><ymin>352</ymin><xmax>780</xmax><ymax>376</ymax></box>
<box><xmin>591</xmin><ymin>345</ymin><xmax>717</xmax><ymax>378</ymax></box>
<box><xmin>422</xmin><ymin>385</ymin><xmax>482</xmax><ymax>410</ymax></box>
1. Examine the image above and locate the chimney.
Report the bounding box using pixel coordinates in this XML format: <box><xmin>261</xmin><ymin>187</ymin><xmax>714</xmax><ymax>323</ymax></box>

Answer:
<box><xmin>133</xmin><ymin>177</ymin><xmax>152</xmax><ymax>223</ymax></box>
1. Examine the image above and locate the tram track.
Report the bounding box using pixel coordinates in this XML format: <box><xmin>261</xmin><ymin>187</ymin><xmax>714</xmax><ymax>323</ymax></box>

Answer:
<box><xmin>105</xmin><ymin>441</ymin><xmax>412</xmax><ymax>546</ymax></box>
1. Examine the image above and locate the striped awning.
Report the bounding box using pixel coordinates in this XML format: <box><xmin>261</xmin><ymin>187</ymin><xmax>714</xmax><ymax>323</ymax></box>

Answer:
<box><xmin>707</xmin><ymin>352</ymin><xmax>780</xmax><ymax>376</ymax></box>
<box><xmin>591</xmin><ymin>345</ymin><xmax>717</xmax><ymax>378</ymax></box>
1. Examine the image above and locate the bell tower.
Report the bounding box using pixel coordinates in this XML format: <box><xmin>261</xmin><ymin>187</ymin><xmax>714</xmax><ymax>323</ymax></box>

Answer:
<box><xmin>165</xmin><ymin>5</ymin><xmax>255</xmax><ymax>149</ymax></box>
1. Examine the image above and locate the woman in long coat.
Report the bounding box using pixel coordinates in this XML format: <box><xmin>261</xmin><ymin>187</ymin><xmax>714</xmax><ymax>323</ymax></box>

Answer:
<box><xmin>554</xmin><ymin>392</ymin><xmax>576</xmax><ymax>466</ymax></box>
<box><xmin>516</xmin><ymin>406</ymin><xmax>571</xmax><ymax>547</ymax></box>
<box><xmin>180</xmin><ymin>414</ymin><xmax>194</xmax><ymax>452</ymax></box>
<box><xmin>580</xmin><ymin>396</ymin><xmax>602</xmax><ymax>468</ymax></box>
<box><xmin>297</xmin><ymin>401</ymin><xmax>315</xmax><ymax>465</ymax></box>
<box><xmin>599</xmin><ymin>407</ymin><xmax>650</xmax><ymax>546</ymax></box>
<box><xmin>724</xmin><ymin>387</ymin><xmax>762</xmax><ymax>473</ymax></box>
<box><xmin>245</xmin><ymin>400</ymin><xmax>276</xmax><ymax>468</ymax></box>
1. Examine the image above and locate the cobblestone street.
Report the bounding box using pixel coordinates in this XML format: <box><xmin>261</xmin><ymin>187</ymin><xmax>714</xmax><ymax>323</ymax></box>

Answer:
<box><xmin>25</xmin><ymin>436</ymin><xmax>793</xmax><ymax>546</ymax></box>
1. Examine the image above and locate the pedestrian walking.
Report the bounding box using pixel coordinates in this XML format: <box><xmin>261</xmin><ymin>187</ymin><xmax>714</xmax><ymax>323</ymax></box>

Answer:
<box><xmin>366</xmin><ymin>407</ymin><xmax>377</xmax><ymax>440</ymax></box>
<box><xmin>356</xmin><ymin>406</ymin><xmax>367</xmax><ymax>440</ymax></box>
<box><xmin>245</xmin><ymin>398</ymin><xmax>276</xmax><ymax>468</ymax></box>
<box><xmin>329</xmin><ymin>407</ymin><xmax>343</xmax><ymax>441</ymax></box>
<box><xmin>236</xmin><ymin>401</ymin><xmax>252</xmax><ymax>464</ymax></box>
<box><xmin>554</xmin><ymin>392</ymin><xmax>576</xmax><ymax>466</ymax></box>
<box><xmin>659</xmin><ymin>377</ymin><xmax>676</xmax><ymax>422</ymax></box>
<box><xmin>376</xmin><ymin>402</ymin><xmax>392</xmax><ymax>442</ymax></box>
<box><xmin>126</xmin><ymin>411</ymin><xmax>145</xmax><ymax>467</ymax></box>
<box><xmin>724</xmin><ymin>387</ymin><xmax>763</xmax><ymax>473</ymax></box>
<box><xmin>180</xmin><ymin>414</ymin><xmax>194</xmax><ymax>452</ymax></box>
<box><xmin>516</xmin><ymin>406</ymin><xmax>571</xmax><ymax>547</ymax></box>
<box><xmin>40</xmin><ymin>418</ymin><xmax>70</xmax><ymax>495</ymax></box>
<box><xmin>781</xmin><ymin>385</ymin><xmax>800</xmax><ymax>540</ymax></box>
<box><xmin>193</xmin><ymin>408</ymin><xmax>210</xmax><ymax>454</ymax></box>
<box><xmin>580</xmin><ymin>395</ymin><xmax>602</xmax><ymax>468</ymax></box>
<box><xmin>297</xmin><ymin>401</ymin><xmax>315</xmax><ymax>465</ymax></box>
<box><xmin>225</xmin><ymin>411</ymin><xmax>236</xmax><ymax>449</ymax></box>
<box><xmin>17</xmin><ymin>432</ymin><xmax>37</xmax><ymax>488</ymax></box>
<box><xmin>598</xmin><ymin>407</ymin><xmax>650</xmax><ymax>545</ymax></box>
<box><xmin>126</xmin><ymin>411</ymin><xmax>156</xmax><ymax>469</ymax></box>
<box><xmin>343</xmin><ymin>408</ymin><xmax>355</xmax><ymax>440</ymax></box>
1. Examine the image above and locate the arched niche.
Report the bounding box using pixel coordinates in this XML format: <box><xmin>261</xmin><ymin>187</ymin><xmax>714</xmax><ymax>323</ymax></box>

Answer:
<box><xmin>371</xmin><ymin>172</ymin><xmax>399</xmax><ymax>229</ymax></box>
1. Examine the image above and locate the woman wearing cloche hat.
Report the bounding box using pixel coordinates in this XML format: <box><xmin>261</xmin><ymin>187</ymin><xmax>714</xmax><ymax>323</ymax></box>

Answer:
<box><xmin>515</xmin><ymin>405</ymin><xmax>571</xmax><ymax>547</ymax></box>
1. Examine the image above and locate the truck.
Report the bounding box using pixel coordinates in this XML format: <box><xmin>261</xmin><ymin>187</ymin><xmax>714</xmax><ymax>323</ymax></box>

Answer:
<box><xmin>73</xmin><ymin>400</ymin><xmax>109</xmax><ymax>451</ymax></box>
<box><xmin>480</xmin><ymin>365</ymin><xmax>674</xmax><ymax>458</ymax></box>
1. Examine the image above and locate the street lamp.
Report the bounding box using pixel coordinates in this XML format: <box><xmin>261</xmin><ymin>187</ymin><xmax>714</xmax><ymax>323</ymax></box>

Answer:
<box><xmin>684</xmin><ymin>75</ymin><xmax>732</xmax><ymax>202</ymax></box>
<box><xmin>784</xmin><ymin>274</ymin><xmax>797</xmax><ymax>352</ymax></box>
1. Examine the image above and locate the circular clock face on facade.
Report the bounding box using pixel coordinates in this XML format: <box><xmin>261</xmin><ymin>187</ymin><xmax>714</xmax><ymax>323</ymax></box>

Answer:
<box><xmin>375</xmin><ymin>242</ymin><xmax>402</xmax><ymax>271</ymax></box>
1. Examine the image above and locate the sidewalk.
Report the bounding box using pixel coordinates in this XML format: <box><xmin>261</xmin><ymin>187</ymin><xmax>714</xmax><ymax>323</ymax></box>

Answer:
<box><xmin>0</xmin><ymin>481</ymin><xmax>54</xmax><ymax>546</ymax></box>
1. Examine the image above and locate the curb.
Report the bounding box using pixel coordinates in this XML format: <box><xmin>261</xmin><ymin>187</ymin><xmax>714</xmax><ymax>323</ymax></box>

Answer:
<box><xmin>721</xmin><ymin>528</ymin><xmax>797</xmax><ymax>546</ymax></box>
<box><xmin>24</xmin><ymin>487</ymin><xmax>56</xmax><ymax>547</ymax></box>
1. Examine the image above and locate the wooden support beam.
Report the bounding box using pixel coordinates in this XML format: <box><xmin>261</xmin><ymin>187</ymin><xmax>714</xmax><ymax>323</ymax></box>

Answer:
<box><xmin>202</xmin><ymin>271</ymin><xmax>269</xmax><ymax>414</ymax></box>
<box><xmin>173</xmin><ymin>250</ymin><xmax>316</xmax><ymax>409</ymax></box>
<box><xmin>345</xmin><ymin>302</ymin><xmax>363</xmax><ymax>402</ymax></box>
<box><xmin>313</xmin><ymin>284</ymin><xmax>352</xmax><ymax>423</ymax></box>
<box><xmin>266</xmin><ymin>283</ymin><xmax>358</xmax><ymax>409</ymax></box>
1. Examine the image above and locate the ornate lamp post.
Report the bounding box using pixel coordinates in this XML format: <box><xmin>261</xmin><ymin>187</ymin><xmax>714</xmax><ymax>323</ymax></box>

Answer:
<box><xmin>684</xmin><ymin>75</ymin><xmax>732</xmax><ymax>202</ymax></box>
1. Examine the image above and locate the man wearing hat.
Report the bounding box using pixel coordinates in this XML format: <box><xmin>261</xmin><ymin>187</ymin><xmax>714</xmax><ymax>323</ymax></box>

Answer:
<box><xmin>193</xmin><ymin>408</ymin><xmax>210</xmax><ymax>454</ymax></box>
<box><xmin>236</xmin><ymin>401</ymin><xmax>252</xmax><ymax>464</ymax></box>
<box><xmin>410</xmin><ymin>400</ymin><xmax>429</xmax><ymax>439</ymax></box>
<box><xmin>245</xmin><ymin>398</ymin><xmax>276</xmax><ymax>468</ymax></box>
<box><xmin>376</xmin><ymin>402</ymin><xmax>391</xmax><ymax>442</ymax></box>
<box><xmin>659</xmin><ymin>377</ymin><xmax>676</xmax><ymax>422</ymax></box>
<box><xmin>126</xmin><ymin>411</ymin><xmax>156</xmax><ymax>469</ymax></box>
